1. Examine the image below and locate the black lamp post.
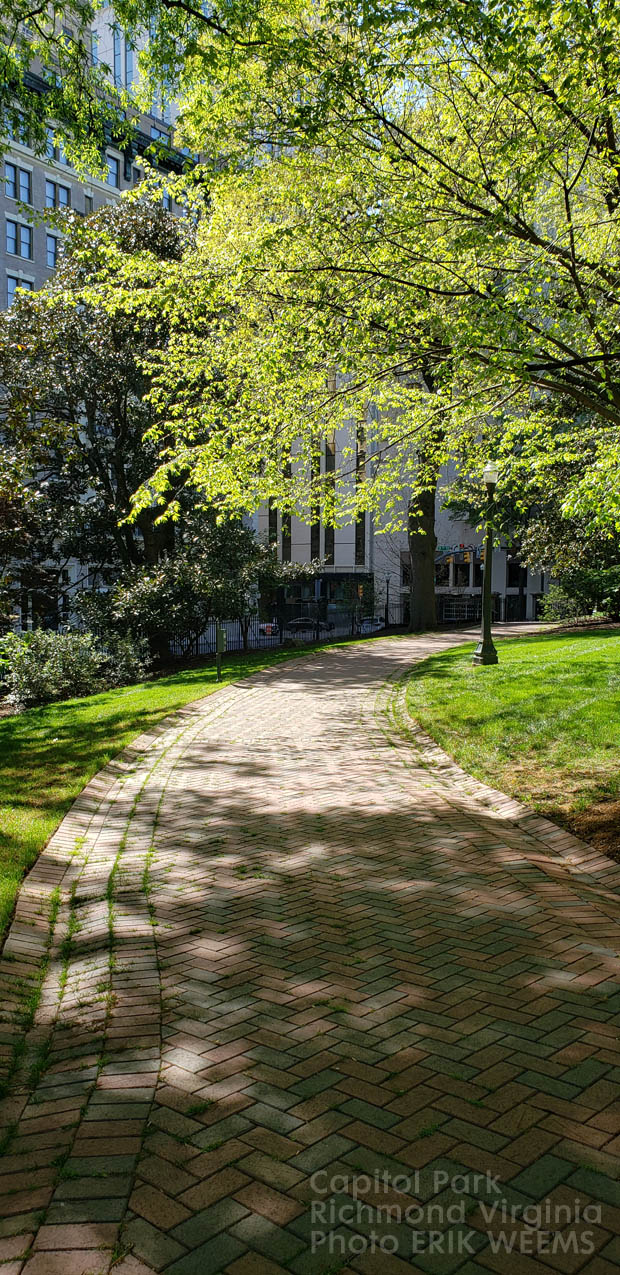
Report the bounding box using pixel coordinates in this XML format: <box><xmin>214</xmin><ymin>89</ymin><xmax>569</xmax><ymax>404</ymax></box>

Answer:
<box><xmin>472</xmin><ymin>461</ymin><xmax>499</xmax><ymax>666</ymax></box>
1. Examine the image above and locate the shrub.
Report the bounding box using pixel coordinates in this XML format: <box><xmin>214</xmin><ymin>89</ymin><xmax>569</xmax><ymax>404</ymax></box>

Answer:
<box><xmin>96</xmin><ymin>632</ymin><xmax>151</xmax><ymax>688</ymax></box>
<box><xmin>541</xmin><ymin>566</ymin><xmax>620</xmax><ymax>623</ymax></box>
<box><xmin>0</xmin><ymin>628</ymin><xmax>150</xmax><ymax>708</ymax></box>
<box><xmin>539</xmin><ymin>584</ymin><xmax>587</xmax><ymax>623</ymax></box>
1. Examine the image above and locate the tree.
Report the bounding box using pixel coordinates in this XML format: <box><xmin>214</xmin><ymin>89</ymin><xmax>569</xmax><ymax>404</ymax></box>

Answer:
<box><xmin>104</xmin><ymin>0</ymin><xmax>620</xmax><ymax>534</ymax></box>
<box><xmin>0</xmin><ymin>0</ymin><xmax>135</xmax><ymax>169</ymax></box>
<box><xmin>0</xmin><ymin>196</ymin><xmax>192</xmax><ymax>621</ymax></box>
<box><xmin>82</xmin><ymin>511</ymin><xmax>317</xmax><ymax>659</ymax></box>
<box><xmin>23</xmin><ymin>1</ymin><xmax>620</xmax><ymax>592</ymax></box>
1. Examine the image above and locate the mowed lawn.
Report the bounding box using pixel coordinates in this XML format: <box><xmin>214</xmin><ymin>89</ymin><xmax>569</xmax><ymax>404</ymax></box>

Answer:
<box><xmin>0</xmin><ymin>643</ymin><xmax>333</xmax><ymax>947</ymax></box>
<box><xmin>405</xmin><ymin>627</ymin><xmax>620</xmax><ymax>859</ymax></box>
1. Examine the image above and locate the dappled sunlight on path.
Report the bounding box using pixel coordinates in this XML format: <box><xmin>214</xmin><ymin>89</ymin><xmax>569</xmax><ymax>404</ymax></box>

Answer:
<box><xmin>1</xmin><ymin>625</ymin><xmax>620</xmax><ymax>1275</ymax></box>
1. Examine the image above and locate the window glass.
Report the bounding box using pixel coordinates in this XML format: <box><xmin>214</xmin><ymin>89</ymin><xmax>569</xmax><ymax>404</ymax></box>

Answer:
<box><xmin>113</xmin><ymin>26</ymin><xmax>122</xmax><ymax>86</ymax></box>
<box><xmin>46</xmin><ymin>234</ymin><xmax>58</xmax><ymax>268</ymax></box>
<box><xmin>5</xmin><ymin>276</ymin><xmax>31</xmax><ymax>305</ymax></box>
<box><xmin>5</xmin><ymin>163</ymin><xmax>16</xmax><ymax>198</ymax></box>
<box><xmin>106</xmin><ymin>155</ymin><xmax>120</xmax><ymax>187</ymax></box>
<box><xmin>6</xmin><ymin>220</ymin><xmax>17</xmax><ymax>253</ymax></box>
<box><xmin>45</xmin><ymin>179</ymin><xmax>55</xmax><ymax>208</ymax></box>
<box><xmin>20</xmin><ymin>225</ymin><xmax>32</xmax><ymax>258</ymax></box>
<box><xmin>19</xmin><ymin>169</ymin><xmax>31</xmax><ymax>202</ymax></box>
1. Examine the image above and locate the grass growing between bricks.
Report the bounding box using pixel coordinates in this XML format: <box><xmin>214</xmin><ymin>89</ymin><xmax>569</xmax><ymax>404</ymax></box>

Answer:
<box><xmin>0</xmin><ymin>641</ymin><xmax>355</xmax><ymax>948</ymax></box>
<box><xmin>405</xmin><ymin>626</ymin><xmax>620</xmax><ymax>859</ymax></box>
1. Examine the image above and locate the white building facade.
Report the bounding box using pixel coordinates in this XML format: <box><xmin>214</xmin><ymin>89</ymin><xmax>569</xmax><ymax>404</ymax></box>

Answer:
<box><xmin>249</xmin><ymin>428</ymin><xmax>547</xmax><ymax>629</ymax></box>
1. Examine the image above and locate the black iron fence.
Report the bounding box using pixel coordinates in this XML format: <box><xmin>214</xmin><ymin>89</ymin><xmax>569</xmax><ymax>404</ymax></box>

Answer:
<box><xmin>168</xmin><ymin>604</ymin><xmax>402</xmax><ymax>660</ymax></box>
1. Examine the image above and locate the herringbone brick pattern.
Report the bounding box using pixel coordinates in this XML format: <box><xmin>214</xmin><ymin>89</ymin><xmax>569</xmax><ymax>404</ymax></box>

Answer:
<box><xmin>1</xmin><ymin>627</ymin><xmax>620</xmax><ymax>1275</ymax></box>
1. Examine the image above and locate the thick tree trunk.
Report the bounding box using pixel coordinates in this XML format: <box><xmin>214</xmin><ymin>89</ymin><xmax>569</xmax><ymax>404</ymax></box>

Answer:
<box><xmin>407</xmin><ymin>485</ymin><xmax>437</xmax><ymax>631</ymax></box>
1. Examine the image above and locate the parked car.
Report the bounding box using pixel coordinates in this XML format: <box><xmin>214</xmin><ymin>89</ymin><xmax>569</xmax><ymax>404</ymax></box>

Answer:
<box><xmin>258</xmin><ymin>621</ymin><xmax>279</xmax><ymax>637</ymax></box>
<box><xmin>357</xmin><ymin>616</ymin><xmax>385</xmax><ymax>634</ymax></box>
<box><xmin>284</xmin><ymin>616</ymin><xmax>334</xmax><ymax>635</ymax></box>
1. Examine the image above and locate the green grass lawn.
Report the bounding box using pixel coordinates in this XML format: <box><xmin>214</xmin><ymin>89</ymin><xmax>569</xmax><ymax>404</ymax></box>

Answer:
<box><xmin>0</xmin><ymin>643</ymin><xmax>335</xmax><ymax>947</ymax></box>
<box><xmin>405</xmin><ymin>627</ymin><xmax>620</xmax><ymax>857</ymax></box>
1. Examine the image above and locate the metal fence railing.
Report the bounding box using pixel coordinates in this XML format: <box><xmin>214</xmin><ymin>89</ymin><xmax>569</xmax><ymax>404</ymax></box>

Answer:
<box><xmin>168</xmin><ymin>608</ymin><xmax>398</xmax><ymax>659</ymax></box>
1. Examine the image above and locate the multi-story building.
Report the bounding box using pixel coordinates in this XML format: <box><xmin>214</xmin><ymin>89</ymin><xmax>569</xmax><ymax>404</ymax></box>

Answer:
<box><xmin>250</xmin><ymin>431</ymin><xmax>547</xmax><ymax>629</ymax></box>
<box><xmin>2</xmin><ymin>23</ymin><xmax>546</xmax><ymax>633</ymax></box>
<box><xmin>1</xmin><ymin>16</ymin><xmax>184</xmax><ymax>308</ymax></box>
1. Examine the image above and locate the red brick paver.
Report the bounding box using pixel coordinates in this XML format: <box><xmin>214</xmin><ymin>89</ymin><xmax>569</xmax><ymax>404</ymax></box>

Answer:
<box><xmin>1</xmin><ymin>626</ymin><xmax>620</xmax><ymax>1275</ymax></box>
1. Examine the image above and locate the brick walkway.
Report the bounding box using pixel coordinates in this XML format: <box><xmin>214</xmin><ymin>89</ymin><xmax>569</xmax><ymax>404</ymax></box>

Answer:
<box><xmin>1</xmin><ymin>628</ymin><xmax>620</xmax><ymax>1275</ymax></box>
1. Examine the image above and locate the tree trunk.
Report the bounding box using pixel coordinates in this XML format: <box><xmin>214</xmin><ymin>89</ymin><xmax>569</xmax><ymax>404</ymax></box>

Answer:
<box><xmin>407</xmin><ymin>485</ymin><xmax>437</xmax><ymax>632</ymax></box>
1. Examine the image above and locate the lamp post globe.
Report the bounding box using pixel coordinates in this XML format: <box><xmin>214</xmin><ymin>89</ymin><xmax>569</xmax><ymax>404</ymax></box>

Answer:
<box><xmin>472</xmin><ymin>461</ymin><xmax>499</xmax><ymax>666</ymax></box>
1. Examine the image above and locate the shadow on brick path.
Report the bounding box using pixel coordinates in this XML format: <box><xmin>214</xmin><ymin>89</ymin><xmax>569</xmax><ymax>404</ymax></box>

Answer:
<box><xmin>1</xmin><ymin>626</ymin><xmax>620</xmax><ymax>1275</ymax></box>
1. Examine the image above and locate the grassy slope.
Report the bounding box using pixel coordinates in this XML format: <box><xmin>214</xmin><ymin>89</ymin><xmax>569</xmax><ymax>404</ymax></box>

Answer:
<box><xmin>405</xmin><ymin>627</ymin><xmax>620</xmax><ymax>856</ymax></box>
<box><xmin>0</xmin><ymin>644</ymin><xmax>329</xmax><ymax>945</ymax></box>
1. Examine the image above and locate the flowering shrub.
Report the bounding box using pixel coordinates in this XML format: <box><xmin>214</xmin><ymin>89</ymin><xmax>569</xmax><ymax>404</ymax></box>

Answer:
<box><xmin>0</xmin><ymin>628</ymin><xmax>150</xmax><ymax>708</ymax></box>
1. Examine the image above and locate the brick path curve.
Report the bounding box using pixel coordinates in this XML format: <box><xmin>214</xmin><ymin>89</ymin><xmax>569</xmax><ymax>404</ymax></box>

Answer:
<box><xmin>1</xmin><ymin>628</ymin><xmax>620</xmax><ymax>1275</ymax></box>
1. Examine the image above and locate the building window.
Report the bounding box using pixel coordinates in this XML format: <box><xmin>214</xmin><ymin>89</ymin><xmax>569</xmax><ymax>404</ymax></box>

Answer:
<box><xmin>45</xmin><ymin>129</ymin><xmax>69</xmax><ymax>165</ymax></box>
<box><xmin>8</xmin><ymin>113</ymin><xmax>30</xmax><ymax>147</ymax></box>
<box><xmin>162</xmin><ymin>190</ymin><xmax>172</xmax><ymax>211</ymax></box>
<box><xmin>7</xmin><ymin>276</ymin><xmax>33</xmax><ymax>305</ymax></box>
<box><xmin>5</xmin><ymin>163</ymin><xmax>31</xmax><ymax>203</ymax></box>
<box><xmin>454</xmin><ymin>560</ymin><xmax>470</xmax><ymax>588</ymax></box>
<box><xmin>45</xmin><ymin>180</ymin><xmax>70</xmax><ymax>209</ymax></box>
<box><xmin>281</xmin><ymin>513</ymin><xmax>291</xmax><ymax>563</ymax></box>
<box><xmin>507</xmin><ymin>558</ymin><xmax>527</xmax><ymax>589</ymax></box>
<box><xmin>113</xmin><ymin>25</ymin><xmax>122</xmax><ymax>86</ymax></box>
<box><xmin>85</xmin><ymin>194</ymin><xmax>93</xmax><ymax>214</ymax></box>
<box><xmin>268</xmin><ymin>498</ymin><xmax>278</xmax><ymax>545</ymax></box>
<box><xmin>324</xmin><ymin>525</ymin><xmax>334</xmax><ymax>565</ymax></box>
<box><xmin>435</xmin><ymin>561</ymin><xmax>450</xmax><ymax>586</ymax></box>
<box><xmin>90</xmin><ymin>31</ymin><xmax>99</xmax><ymax>65</ymax></box>
<box><xmin>354</xmin><ymin>426</ymin><xmax>366</xmax><ymax>566</ymax></box>
<box><xmin>324</xmin><ymin>433</ymin><xmax>336</xmax><ymax>565</ymax></box>
<box><xmin>6</xmin><ymin>220</ymin><xmax>32</xmax><ymax>259</ymax></box>
<box><xmin>106</xmin><ymin>155</ymin><xmax>120</xmax><ymax>187</ymax></box>
<box><xmin>5</xmin><ymin>163</ymin><xmax>16</xmax><ymax>198</ymax></box>
<box><xmin>125</xmin><ymin>41</ymin><xmax>134</xmax><ymax>84</ymax></box>
<box><xmin>46</xmin><ymin>234</ymin><xmax>58</xmax><ymax>268</ymax></box>
<box><xmin>311</xmin><ymin>520</ymin><xmax>320</xmax><ymax>559</ymax></box>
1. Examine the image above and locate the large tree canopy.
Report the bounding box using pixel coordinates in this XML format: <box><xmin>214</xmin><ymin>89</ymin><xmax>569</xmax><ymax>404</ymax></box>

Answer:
<box><xmin>66</xmin><ymin>0</ymin><xmax>620</xmax><ymax>539</ymax></box>
<box><xmin>7</xmin><ymin>0</ymin><xmax>620</xmax><ymax>541</ymax></box>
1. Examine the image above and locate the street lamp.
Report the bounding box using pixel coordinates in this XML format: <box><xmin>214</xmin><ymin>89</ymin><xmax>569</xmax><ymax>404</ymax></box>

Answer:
<box><xmin>472</xmin><ymin>461</ymin><xmax>499</xmax><ymax>666</ymax></box>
